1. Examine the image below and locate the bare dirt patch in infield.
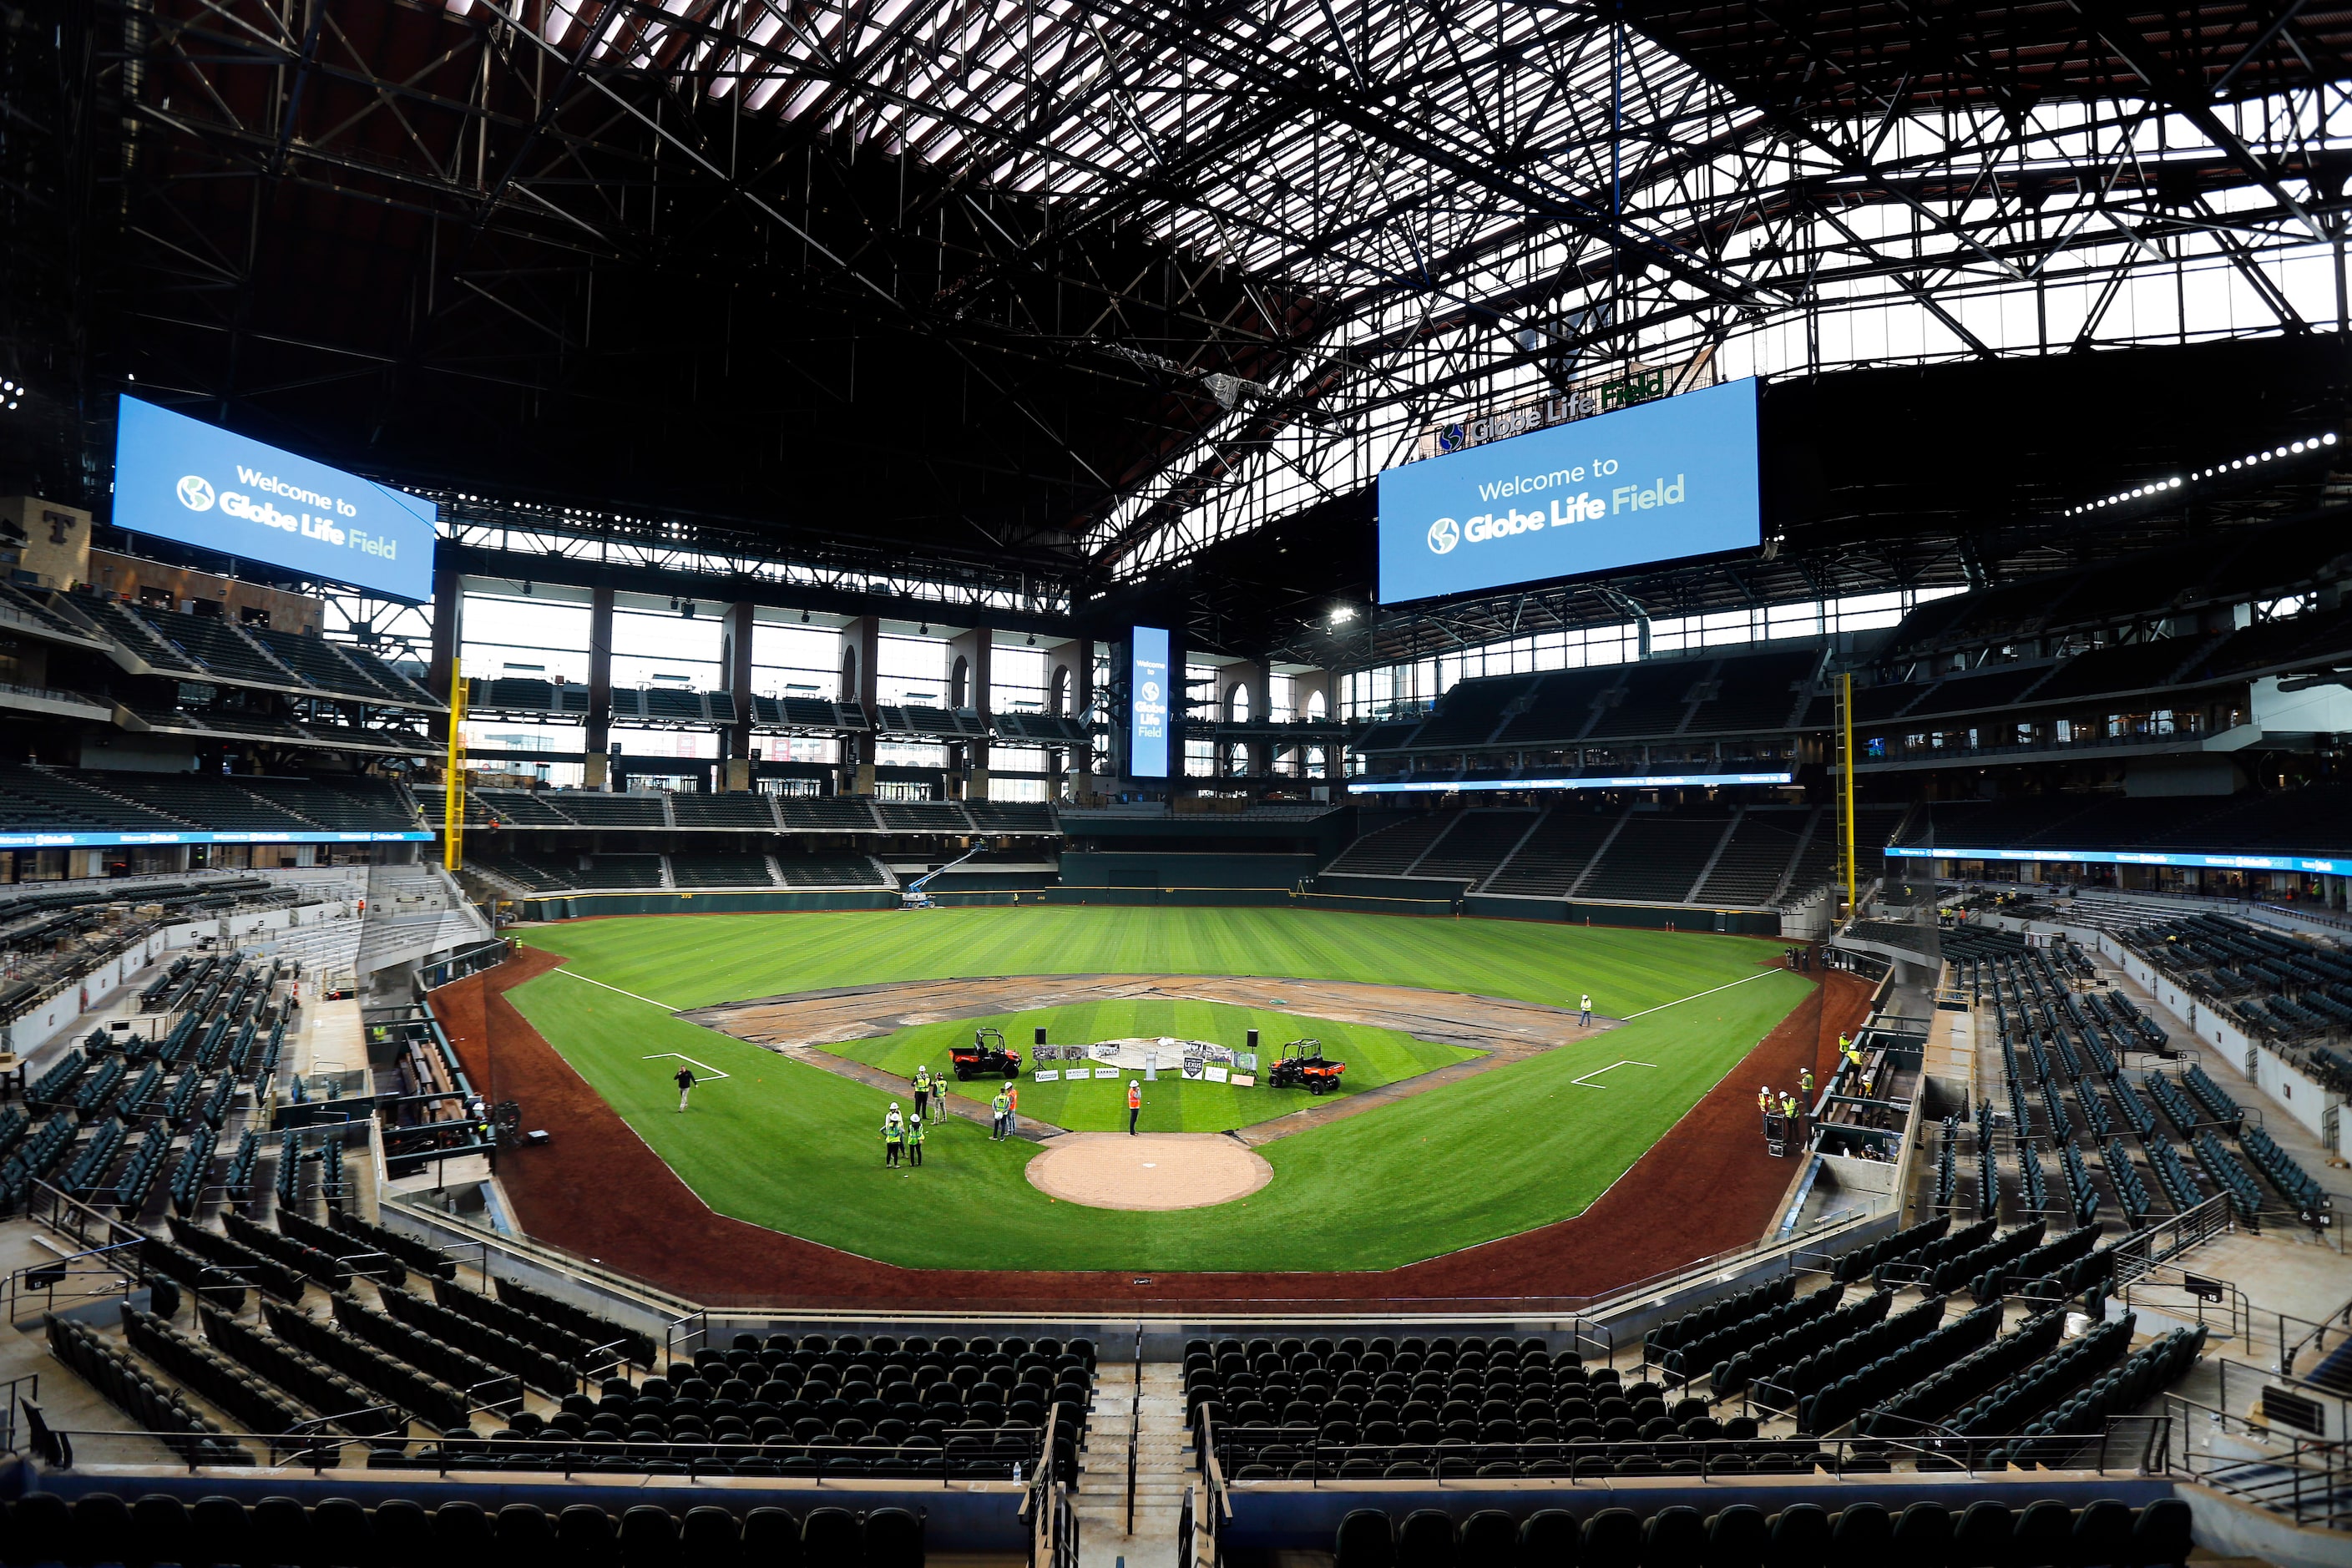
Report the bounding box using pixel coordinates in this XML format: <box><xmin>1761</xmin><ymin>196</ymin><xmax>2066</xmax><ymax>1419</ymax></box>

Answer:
<box><xmin>680</xmin><ymin>973</ymin><xmax>1612</xmax><ymax>1143</ymax></box>
<box><xmin>1025</xmin><ymin>1132</ymin><xmax>1274</xmax><ymax>1210</ymax></box>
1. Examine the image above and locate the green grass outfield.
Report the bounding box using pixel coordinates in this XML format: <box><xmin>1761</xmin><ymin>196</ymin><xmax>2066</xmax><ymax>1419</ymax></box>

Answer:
<box><xmin>827</xmin><ymin>999</ymin><xmax>1477</xmax><ymax>1132</ymax></box>
<box><xmin>511</xmin><ymin>907</ymin><xmax>1812</xmax><ymax>1272</ymax></box>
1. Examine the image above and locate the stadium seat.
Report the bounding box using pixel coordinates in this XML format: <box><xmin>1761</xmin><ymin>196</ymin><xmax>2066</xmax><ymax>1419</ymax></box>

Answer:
<box><xmin>801</xmin><ymin>1506</ymin><xmax>861</xmax><ymax>1568</ymax></box>
<box><xmin>1459</xmin><ymin>1511</ymin><xmax>1516</xmax><ymax>1561</ymax></box>
<box><xmin>1889</xmin><ymin>1503</ymin><xmax>1950</xmax><ymax>1567</ymax></box>
<box><xmin>1397</xmin><ymin>1509</ymin><xmax>1455</xmax><ymax>1568</ymax></box>
<box><xmin>620</xmin><ymin>1505</ymin><xmax>679</xmax><ymax>1568</ymax></box>
<box><xmin>1949</xmin><ymin>1502</ymin><xmax>2010</xmax><ymax>1568</ymax></box>
<box><xmin>130</xmin><ymin>1495</ymin><xmax>190</xmax><ymax>1568</ymax></box>
<box><xmin>190</xmin><ymin>1495</ymin><xmax>252</xmax><ymax>1568</ymax></box>
<box><xmin>2070</xmin><ymin>1500</ymin><xmax>2133</xmax><ymax>1567</ymax></box>
<box><xmin>2131</xmin><ymin>1499</ymin><xmax>2192</xmax><ymax>1567</ymax></box>
<box><xmin>1705</xmin><ymin>1505</ymin><xmax>1769</xmax><ymax>1568</ymax></box>
<box><xmin>1643</xmin><ymin>1506</ymin><xmax>1707</xmax><ymax>1568</ymax></box>
<box><xmin>1337</xmin><ymin>1509</ymin><xmax>1397</xmax><ymax>1568</ymax></box>
<box><xmin>741</xmin><ymin>1507</ymin><xmax>801</xmax><ymax>1568</ymax></box>
<box><xmin>1583</xmin><ymin>1507</ymin><xmax>1642</xmax><ymax>1568</ymax></box>
<box><xmin>315</xmin><ymin>1498</ymin><xmax>374</xmax><ymax>1567</ymax></box>
<box><xmin>559</xmin><ymin>1504</ymin><xmax>620</xmax><ymax>1567</ymax></box>
<box><xmin>1826</xmin><ymin>1504</ymin><xmax>1889</xmax><ymax>1568</ymax></box>
<box><xmin>2008</xmin><ymin>1501</ymin><xmax>2071</xmax><ymax>1568</ymax></box>
<box><xmin>1763</xmin><ymin>1505</ymin><xmax>1829</xmax><ymax>1568</ymax></box>
<box><xmin>13</xmin><ymin>1494</ymin><xmax>73</xmax><ymax>1565</ymax></box>
<box><xmin>66</xmin><ymin>1493</ymin><xmax>132</xmax><ymax>1568</ymax></box>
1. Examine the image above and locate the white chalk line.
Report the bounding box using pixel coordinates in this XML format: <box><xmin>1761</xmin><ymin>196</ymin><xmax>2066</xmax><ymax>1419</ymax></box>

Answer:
<box><xmin>544</xmin><ymin>966</ymin><xmax>679</xmax><ymax>1011</ymax></box>
<box><xmin>1619</xmin><ymin>968</ymin><xmax>1780</xmax><ymax>1019</ymax></box>
<box><xmin>1569</xmin><ymin>1060</ymin><xmax>1657</xmax><ymax>1089</ymax></box>
<box><xmin>643</xmin><ymin>1053</ymin><xmax>732</xmax><ymax>1080</ymax></box>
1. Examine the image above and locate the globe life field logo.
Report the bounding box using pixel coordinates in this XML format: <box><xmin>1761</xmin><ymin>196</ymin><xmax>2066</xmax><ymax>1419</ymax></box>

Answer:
<box><xmin>1426</xmin><ymin>516</ymin><xmax>1459</xmax><ymax>554</ymax></box>
<box><xmin>176</xmin><ymin>475</ymin><xmax>215</xmax><ymax>512</ymax></box>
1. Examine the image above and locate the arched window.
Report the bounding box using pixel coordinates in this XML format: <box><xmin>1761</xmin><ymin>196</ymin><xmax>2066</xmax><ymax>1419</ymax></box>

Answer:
<box><xmin>839</xmin><ymin>645</ymin><xmax>859</xmax><ymax>702</ymax></box>
<box><xmin>1305</xmin><ymin>688</ymin><xmax>1327</xmax><ymax>721</ymax></box>
<box><xmin>1050</xmin><ymin>665</ymin><xmax>1070</xmax><ymax>716</ymax></box>
<box><xmin>950</xmin><ymin>655</ymin><xmax>969</xmax><ymax>709</ymax></box>
<box><xmin>1227</xmin><ymin>682</ymin><xmax>1251</xmax><ymax>723</ymax></box>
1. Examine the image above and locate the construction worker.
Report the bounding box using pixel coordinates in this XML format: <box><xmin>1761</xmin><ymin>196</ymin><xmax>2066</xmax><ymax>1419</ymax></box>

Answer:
<box><xmin>882</xmin><ymin>1103</ymin><xmax>906</xmax><ymax>1167</ymax></box>
<box><xmin>913</xmin><ymin>1065</ymin><xmax>933</xmax><ymax>1123</ymax></box>
<box><xmin>989</xmin><ymin>1086</ymin><xmax>1011</xmax><ymax>1141</ymax></box>
<box><xmin>1127</xmin><ymin>1078</ymin><xmax>1143</xmax><ymax>1135</ymax></box>
<box><xmin>907</xmin><ymin>1113</ymin><xmax>925</xmax><ymax>1167</ymax></box>
<box><xmin>1006</xmin><ymin>1081</ymin><xmax>1019</xmax><ymax>1130</ymax></box>
<box><xmin>1800</xmin><ymin>1066</ymin><xmax>1816</xmax><ymax>1103</ymax></box>
<box><xmin>1578</xmin><ymin>994</ymin><xmax>1593</xmax><ymax>1029</ymax></box>
<box><xmin>1758</xmin><ymin>1085</ymin><xmax>1773</xmax><ymax>1134</ymax></box>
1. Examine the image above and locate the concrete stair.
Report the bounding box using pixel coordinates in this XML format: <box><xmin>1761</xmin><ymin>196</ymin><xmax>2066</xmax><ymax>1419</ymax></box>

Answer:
<box><xmin>1074</xmin><ymin>1360</ymin><xmax>1191</xmax><ymax>1568</ymax></box>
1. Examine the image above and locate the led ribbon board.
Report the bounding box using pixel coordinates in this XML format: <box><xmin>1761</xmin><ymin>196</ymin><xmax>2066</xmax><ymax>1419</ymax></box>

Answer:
<box><xmin>1349</xmin><ymin>772</ymin><xmax>1793</xmax><ymax>794</ymax></box>
<box><xmin>0</xmin><ymin>830</ymin><xmax>435</xmax><ymax>849</ymax></box>
<box><xmin>112</xmin><ymin>395</ymin><xmax>438</xmax><ymax>601</ymax></box>
<box><xmin>1886</xmin><ymin>844</ymin><xmax>2349</xmax><ymax>876</ymax></box>
<box><xmin>1376</xmin><ymin>378</ymin><xmax>1763</xmax><ymax>604</ymax></box>
<box><xmin>1129</xmin><ymin>625</ymin><xmax>1171</xmax><ymax>778</ymax></box>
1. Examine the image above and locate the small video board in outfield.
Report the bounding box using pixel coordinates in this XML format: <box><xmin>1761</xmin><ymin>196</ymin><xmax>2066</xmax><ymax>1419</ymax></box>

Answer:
<box><xmin>1376</xmin><ymin>377</ymin><xmax>1762</xmax><ymax>604</ymax></box>
<box><xmin>111</xmin><ymin>394</ymin><xmax>438</xmax><ymax>601</ymax></box>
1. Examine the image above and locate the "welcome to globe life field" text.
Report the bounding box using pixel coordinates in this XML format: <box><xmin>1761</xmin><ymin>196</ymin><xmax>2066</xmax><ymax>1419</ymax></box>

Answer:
<box><xmin>1427</xmin><ymin>470</ymin><xmax>1687</xmax><ymax>554</ymax></box>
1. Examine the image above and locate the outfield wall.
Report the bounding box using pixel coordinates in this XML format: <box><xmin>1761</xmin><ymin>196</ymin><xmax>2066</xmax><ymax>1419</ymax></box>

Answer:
<box><xmin>506</xmin><ymin>883</ymin><xmax>1784</xmax><ymax>931</ymax></box>
<box><xmin>512</xmin><ymin>889</ymin><xmax>896</xmax><ymax>920</ymax></box>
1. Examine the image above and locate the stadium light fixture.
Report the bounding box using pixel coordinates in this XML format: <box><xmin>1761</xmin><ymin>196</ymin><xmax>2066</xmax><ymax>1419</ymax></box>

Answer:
<box><xmin>2065</xmin><ymin>432</ymin><xmax>2339</xmax><ymax>515</ymax></box>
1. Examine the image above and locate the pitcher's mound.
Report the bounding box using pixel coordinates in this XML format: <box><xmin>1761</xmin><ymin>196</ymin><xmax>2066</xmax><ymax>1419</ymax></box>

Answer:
<box><xmin>1025</xmin><ymin>1132</ymin><xmax>1274</xmax><ymax>1211</ymax></box>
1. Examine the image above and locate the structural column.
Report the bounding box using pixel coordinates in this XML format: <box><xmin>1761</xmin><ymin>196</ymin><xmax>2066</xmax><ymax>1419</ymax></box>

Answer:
<box><xmin>841</xmin><ymin>616</ymin><xmax>882</xmax><ymax>795</ymax></box>
<box><xmin>1069</xmin><ymin>640</ymin><xmax>1097</xmax><ymax>801</ymax></box>
<box><xmin>1225</xmin><ymin>661</ymin><xmax>1272</xmax><ymax>780</ymax></box>
<box><xmin>721</xmin><ymin>600</ymin><xmax>756</xmax><ymax>791</ymax></box>
<box><xmin>426</xmin><ymin>569</ymin><xmax>463</xmax><ymax>751</ymax></box>
<box><xmin>1290</xmin><ymin>668</ymin><xmax>1337</xmax><ymax>780</ymax></box>
<box><xmin>948</xmin><ymin>626</ymin><xmax>994</xmax><ymax>801</ymax></box>
<box><xmin>584</xmin><ymin>585</ymin><xmax>615</xmax><ymax>790</ymax></box>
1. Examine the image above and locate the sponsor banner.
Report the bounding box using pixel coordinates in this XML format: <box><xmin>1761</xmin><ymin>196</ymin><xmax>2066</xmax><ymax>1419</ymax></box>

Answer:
<box><xmin>1376</xmin><ymin>378</ymin><xmax>1761</xmax><ymax>604</ymax></box>
<box><xmin>1886</xmin><ymin>844</ymin><xmax>2349</xmax><ymax>876</ymax></box>
<box><xmin>1033</xmin><ymin>1070</ymin><xmax>1060</xmax><ymax>1084</ymax></box>
<box><xmin>1093</xmin><ymin>1068</ymin><xmax>1120</xmax><ymax>1080</ymax></box>
<box><xmin>1204</xmin><ymin>1064</ymin><xmax>1231</xmax><ymax>1084</ymax></box>
<box><xmin>1181</xmin><ymin>1057</ymin><xmax>1205</xmax><ymax>1080</ymax></box>
<box><xmin>0</xmin><ymin>828</ymin><xmax>435</xmax><ymax>848</ymax></box>
<box><xmin>1230</xmin><ymin>1073</ymin><xmax>1256</xmax><ymax>1088</ymax></box>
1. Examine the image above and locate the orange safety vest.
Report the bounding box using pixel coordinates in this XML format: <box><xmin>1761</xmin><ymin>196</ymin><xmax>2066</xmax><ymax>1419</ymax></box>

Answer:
<box><xmin>1128</xmin><ymin>1082</ymin><xmax>1142</xmax><ymax>1110</ymax></box>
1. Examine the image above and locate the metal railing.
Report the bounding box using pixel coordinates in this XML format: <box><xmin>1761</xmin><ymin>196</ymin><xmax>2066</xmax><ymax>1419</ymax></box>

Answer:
<box><xmin>1125</xmin><ymin>1323</ymin><xmax>1143</xmax><ymax>1535</ymax></box>
<box><xmin>1204</xmin><ymin>1417</ymin><xmax>2172</xmax><ymax>1484</ymax></box>
<box><xmin>2165</xmin><ymin>1390</ymin><xmax>2351</xmax><ymax>1527</ymax></box>
<box><xmin>31</xmin><ymin>1419</ymin><xmax>1059</xmax><ymax>1481</ymax></box>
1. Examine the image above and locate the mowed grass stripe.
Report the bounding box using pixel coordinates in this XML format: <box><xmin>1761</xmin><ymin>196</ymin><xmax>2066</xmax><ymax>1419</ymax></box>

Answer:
<box><xmin>523</xmin><ymin>905</ymin><xmax>1768</xmax><ymax>1015</ymax></box>
<box><xmin>508</xmin><ymin>908</ymin><xmax>1808</xmax><ymax>1272</ymax></box>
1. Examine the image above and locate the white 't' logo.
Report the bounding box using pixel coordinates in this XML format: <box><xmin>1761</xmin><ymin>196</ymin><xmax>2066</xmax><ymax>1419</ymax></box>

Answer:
<box><xmin>176</xmin><ymin>475</ymin><xmax>216</xmax><ymax>511</ymax></box>
<box><xmin>1427</xmin><ymin>517</ymin><xmax>1459</xmax><ymax>554</ymax></box>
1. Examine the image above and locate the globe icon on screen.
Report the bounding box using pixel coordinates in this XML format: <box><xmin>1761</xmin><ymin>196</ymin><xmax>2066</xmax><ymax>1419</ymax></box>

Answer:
<box><xmin>1141</xmin><ymin>681</ymin><xmax>1161</xmax><ymax>706</ymax></box>
<box><xmin>176</xmin><ymin>475</ymin><xmax>216</xmax><ymax>511</ymax></box>
<box><xmin>1427</xmin><ymin>516</ymin><xmax>1459</xmax><ymax>554</ymax></box>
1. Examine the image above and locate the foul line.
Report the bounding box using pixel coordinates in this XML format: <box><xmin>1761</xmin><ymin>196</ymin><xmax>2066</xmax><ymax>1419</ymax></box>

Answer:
<box><xmin>1570</xmin><ymin>1060</ymin><xmax>1657</xmax><ymax>1088</ymax></box>
<box><xmin>643</xmin><ymin>1053</ymin><xmax>731</xmax><ymax>1080</ymax></box>
<box><xmin>545</xmin><ymin>967</ymin><xmax>679</xmax><ymax>1011</ymax></box>
<box><xmin>1620</xmin><ymin>969</ymin><xmax>1780</xmax><ymax>1019</ymax></box>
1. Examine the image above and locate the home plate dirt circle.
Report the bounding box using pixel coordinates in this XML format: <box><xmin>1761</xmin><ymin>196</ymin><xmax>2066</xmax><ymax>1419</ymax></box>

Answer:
<box><xmin>1025</xmin><ymin>1132</ymin><xmax>1274</xmax><ymax>1211</ymax></box>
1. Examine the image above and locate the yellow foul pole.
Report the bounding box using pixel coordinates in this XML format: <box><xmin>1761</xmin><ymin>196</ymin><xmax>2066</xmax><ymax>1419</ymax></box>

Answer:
<box><xmin>443</xmin><ymin>657</ymin><xmax>467</xmax><ymax>873</ymax></box>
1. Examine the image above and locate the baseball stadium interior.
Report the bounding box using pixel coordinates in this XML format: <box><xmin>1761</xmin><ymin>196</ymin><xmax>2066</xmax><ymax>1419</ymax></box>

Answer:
<box><xmin>3</xmin><ymin>1</ymin><xmax>2352</xmax><ymax>1565</ymax></box>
